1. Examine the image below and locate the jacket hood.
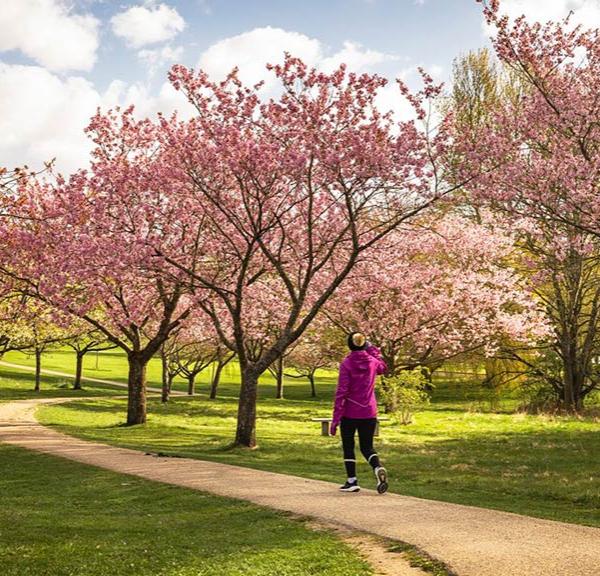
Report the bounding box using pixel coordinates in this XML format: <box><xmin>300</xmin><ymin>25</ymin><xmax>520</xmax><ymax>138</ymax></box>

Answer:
<box><xmin>344</xmin><ymin>350</ymin><xmax>373</xmax><ymax>372</ymax></box>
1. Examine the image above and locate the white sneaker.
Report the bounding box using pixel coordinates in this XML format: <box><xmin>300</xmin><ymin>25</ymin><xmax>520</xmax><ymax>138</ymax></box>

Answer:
<box><xmin>339</xmin><ymin>480</ymin><xmax>360</xmax><ymax>492</ymax></box>
<box><xmin>374</xmin><ymin>467</ymin><xmax>388</xmax><ymax>494</ymax></box>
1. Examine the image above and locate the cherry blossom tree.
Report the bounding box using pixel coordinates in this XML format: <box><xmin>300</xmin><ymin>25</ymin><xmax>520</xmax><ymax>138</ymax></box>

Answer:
<box><xmin>0</xmin><ymin>294</ymin><xmax>31</xmax><ymax>357</ymax></box>
<box><xmin>1</xmin><ymin>115</ymin><xmax>194</xmax><ymax>424</ymax></box>
<box><xmin>64</xmin><ymin>324</ymin><xmax>117</xmax><ymax>390</ymax></box>
<box><xmin>160</xmin><ymin>324</ymin><xmax>233</xmax><ymax>400</ymax></box>
<box><xmin>159</xmin><ymin>335</ymin><xmax>182</xmax><ymax>403</ymax></box>
<box><xmin>325</xmin><ymin>212</ymin><xmax>546</xmax><ymax>378</ymax></box>
<box><xmin>285</xmin><ymin>322</ymin><xmax>345</xmax><ymax>398</ymax></box>
<box><xmin>208</xmin><ymin>345</ymin><xmax>236</xmax><ymax>400</ymax></box>
<box><xmin>166</xmin><ymin>312</ymin><xmax>221</xmax><ymax>396</ymax></box>
<box><xmin>452</xmin><ymin>3</ymin><xmax>600</xmax><ymax>409</ymax></box>
<box><xmin>469</xmin><ymin>0</ymin><xmax>600</xmax><ymax>235</ymax></box>
<box><xmin>5</xmin><ymin>299</ymin><xmax>69</xmax><ymax>391</ymax></box>
<box><xmin>266</xmin><ymin>353</ymin><xmax>291</xmax><ymax>400</ymax></box>
<box><xmin>145</xmin><ymin>55</ymin><xmax>468</xmax><ymax>447</ymax></box>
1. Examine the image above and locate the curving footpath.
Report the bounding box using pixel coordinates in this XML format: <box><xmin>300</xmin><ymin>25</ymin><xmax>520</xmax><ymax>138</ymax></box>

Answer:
<box><xmin>1</xmin><ymin>398</ymin><xmax>599</xmax><ymax>576</ymax></box>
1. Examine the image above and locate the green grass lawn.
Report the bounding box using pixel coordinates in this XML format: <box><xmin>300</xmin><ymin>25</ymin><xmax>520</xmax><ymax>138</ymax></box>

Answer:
<box><xmin>0</xmin><ymin>349</ymin><xmax>531</xmax><ymax>410</ymax></box>
<box><xmin>5</xmin><ymin>348</ymin><xmax>600</xmax><ymax>528</ymax></box>
<box><xmin>3</xmin><ymin>348</ymin><xmax>324</xmax><ymax>397</ymax></box>
<box><xmin>0</xmin><ymin>366</ymin><xmax>120</xmax><ymax>403</ymax></box>
<box><xmin>0</xmin><ymin>443</ymin><xmax>373</xmax><ymax>576</ymax></box>
<box><xmin>37</xmin><ymin>393</ymin><xmax>600</xmax><ymax>528</ymax></box>
<box><xmin>4</xmin><ymin>348</ymin><xmax>178</xmax><ymax>389</ymax></box>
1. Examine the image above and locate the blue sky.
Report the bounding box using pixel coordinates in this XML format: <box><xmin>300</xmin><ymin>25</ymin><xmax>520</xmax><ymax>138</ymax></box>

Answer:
<box><xmin>83</xmin><ymin>0</ymin><xmax>486</xmax><ymax>91</ymax></box>
<box><xmin>0</xmin><ymin>0</ymin><xmax>596</xmax><ymax>174</ymax></box>
<box><xmin>0</xmin><ymin>1</ymin><xmax>488</xmax><ymax>89</ymax></box>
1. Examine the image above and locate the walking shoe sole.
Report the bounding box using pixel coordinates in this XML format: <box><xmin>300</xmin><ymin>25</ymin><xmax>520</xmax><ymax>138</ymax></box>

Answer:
<box><xmin>376</xmin><ymin>468</ymin><xmax>388</xmax><ymax>494</ymax></box>
<box><xmin>339</xmin><ymin>486</ymin><xmax>360</xmax><ymax>492</ymax></box>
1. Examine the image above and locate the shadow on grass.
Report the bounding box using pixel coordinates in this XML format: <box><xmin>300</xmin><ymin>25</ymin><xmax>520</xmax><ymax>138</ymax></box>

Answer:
<box><xmin>0</xmin><ymin>368</ymin><xmax>71</xmax><ymax>386</ymax></box>
<box><xmin>73</xmin><ymin>394</ymin><xmax>332</xmax><ymax>424</ymax></box>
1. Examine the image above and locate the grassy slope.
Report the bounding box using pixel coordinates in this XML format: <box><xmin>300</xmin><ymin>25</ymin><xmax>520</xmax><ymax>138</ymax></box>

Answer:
<box><xmin>0</xmin><ymin>443</ymin><xmax>372</xmax><ymax>576</ymax></box>
<box><xmin>4</xmin><ymin>348</ymin><xmax>176</xmax><ymax>389</ymax></box>
<box><xmin>0</xmin><ymin>366</ymin><xmax>120</xmax><ymax>403</ymax></box>
<box><xmin>4</xmin><ymin>349</ymin><xmax>268</xmax><ymax>395</ymax></box>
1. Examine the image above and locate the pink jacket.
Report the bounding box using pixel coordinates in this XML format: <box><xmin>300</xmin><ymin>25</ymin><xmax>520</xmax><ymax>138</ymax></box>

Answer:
<box><xmin>332</xmin><ymin>346</ymin><xmax>387</xmax><ymax>426</ymax></box>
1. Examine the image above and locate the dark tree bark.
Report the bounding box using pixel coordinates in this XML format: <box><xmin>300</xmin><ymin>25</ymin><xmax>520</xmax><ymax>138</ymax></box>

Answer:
<box><xmin>76</xmin><ymin>282</ymin><xmax>190</xmax><ymax>425</ymax></box>
<box><xmin>34</xmin><ymin>348</ymin><xmax>42</xmax><ymax>392</ymax></box>
<box><xmin>235</xmin><ymin>364</ymin><xmax>259</xmax><ymax>448</ymax></box>
<box><xmin>561</xmin><ymin>339</ymin><xmax>586</xmax><ymax>412</ymax></box>
<box><xmin>209</xmin><ymin>361</ymin><xmax>224</xmax><ymax>400</ymax></box>
<box><xmin>275</xmin><ymin>355</ymin><xmax>284</xmax><ymax>399</ymax></box>
<box><xmin>283</xmin><ymin>364</ymin><xmax>328</xmax><ymax>398</ymax></box>
<box><xmin>73</xmin><ymin>351</ymin><xmax>84</xmax><ymax>390</ymax></box>
<box><xmin>127</xmin><ymin>353</ymin><xmax>147</xmax><ymax>425</ymax></box>
<box><xmin>309</xmin><ymin>372</ymin><xmax>316</xmax><ymax>398</ymax></box>
<box><xmin>177</xmin><ymin>362</ymin><xmax>209</xmax><ymax>396</ymax></box>
<box><xmin>0</xmin><ymin>335</ymin><xmax>10</xmax><ymax>359</ymax></box>
<box><xmin>161</xmin><ymin>348</ymin><xmax>170</xmax><ymax>403</ymax></box>
<box><xmin>187</xmin><ymin>374</ymin><xmax>196</xmax><ymax>396</ymax></box>
<box><xmin>67</xmin><ymin>336</ymin><xmax>117</xmax><ymax>391</ymax></box>
<box><xmin>209</xmin><ymin>353</ymin><xmax>234</xmax><ymax>399</ymax></box>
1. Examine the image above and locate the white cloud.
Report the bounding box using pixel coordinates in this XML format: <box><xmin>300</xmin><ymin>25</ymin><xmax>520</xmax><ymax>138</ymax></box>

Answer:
<box><xmin>429</xmin><ymin>64</ymin><xmax>444</xmax><ymax>79</ymax></box>
<box><xmin>104</xmin><ymin>78</ymin><xmax>195</xmax><ymax>120</ymax></box>
<box><xmin>198</xmin><ymin>26</ymin><xmax>322</xmax><ymax>88</ymax></box>
<box><xmin>375</xmin><ymin>66</ymin><xmax>423</xmax><ymax>122</ymax></box>
<box><xmin>0</xmin><ymin>63</ymin><xmax>101</xmax><ymax>173</ymax></box>
<box><xmin>197</xmin><ymin>26</ymin><xmax>402</xmax><ymax>92</ymax></box>
<box><xmin>0</xmin><ymin>0</ymin><xmax>99</xmax><ymax>72</ymax></box>
<box><xmin>320</xmin><ymin>41</ymin><xmax>400</xmax><ymax>73</ymax></box>
<box><xmin>111</xmin><ymin>2</ymin><xmax>185</xmax><ymax>48</ymax></box>
<box><xmin>375</xmin><ymin>81</ymin><xmax>417</xmax><ymax>122</ymax></box>
<box><xmin>0</xmin><ymin>61</ymin><xmax>195</xmax><ymax>176</ymax></box>
<box><xmin>138</xmin><ymin>44</ymin><xmax>184</xmax><ymax>76</ymax></box>
<box><xmin>485</xmin><ymin>0</ymin><xmax>600</xmax><ymax>30</ymax></box>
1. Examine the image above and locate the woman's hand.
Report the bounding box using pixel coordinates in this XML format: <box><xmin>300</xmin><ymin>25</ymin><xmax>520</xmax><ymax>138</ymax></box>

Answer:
<box><xmin>329</xmin><ymin>422</ymin><xmax>338</xmax><ymax>436</ymax></box>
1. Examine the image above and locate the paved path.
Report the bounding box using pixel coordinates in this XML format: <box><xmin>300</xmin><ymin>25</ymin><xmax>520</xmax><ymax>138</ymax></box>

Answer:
<box><xmin>0</xmin><ymin>360</ymin><xmax>185</xmax><ymax>395</ymax></box>
<box><xmin>1</xmin><ymin>398</ymin><xmax>599</xmax><ymax>576</ymax></box>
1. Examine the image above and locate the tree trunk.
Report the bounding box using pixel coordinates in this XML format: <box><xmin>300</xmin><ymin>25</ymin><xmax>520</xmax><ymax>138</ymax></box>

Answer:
<box><xmin>73</xmin><ymin>352</ymin><xmax>84</xmax><ymax>390</ymax></box>
<box><xmin>161</xmin><ymin>350</ymin><xmax>170</xmax><ymax>403</ymax></box>
<box><xmin>570</xmin><ymin>366</ymin><xmax>584</xmax><ymax>412</ymax></box>
<box><xmin>234</xmin><ymin>365</ymin><xmax>259</xmax><ymax>447</ymax></box>
<box><xmin>210</xmin><ymin>361</ymin><xmax>224</xmax><ymax>400</ymax></box>
<box><xmin>309</xmin><ymin>373</ymin><xmax>316</xmax><ymax>398</ymax></box>
<box><xmin>564</xmin><ymin>368</ymin><xmax>584</xmax><ymax>412</ymax></box>
<box><xmin>34</xmin><ymin>348</ymin><xmax>41</xmax><ymax>392</ymax></box>
<box><xmin>562</xmin><ymin>344</ymin><xmax>581</xmax><ymax>412</ymax></box>
<box><xmin>161</xmin><ymin>376</ymin><xmax>170</xmax><ymax>403</ymax></box>
<box><xmin>275</xmin><ymin>356</ymin><xmax>284</xmax><ymax>399</ymax></box>
<box><xmin>127</xmin><ymin>353</ymin><xmax>147</xmax><ymax>425</ymax></box>
<box><xmin>187</xmin><ymin>374</ymin><xmax>196</xmax><ymax>396</ymax></box>
<box><xmin>573</xmin><ymin>371</ymin><xmax>585</xmax><ymax>411</ymax></box>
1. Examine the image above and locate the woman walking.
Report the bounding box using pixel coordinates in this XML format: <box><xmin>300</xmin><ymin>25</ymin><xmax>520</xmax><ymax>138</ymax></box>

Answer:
<box><xmin>330</xmin><ymin>331</ymin><xmax>388</xmax><ymax>493</ymax></box>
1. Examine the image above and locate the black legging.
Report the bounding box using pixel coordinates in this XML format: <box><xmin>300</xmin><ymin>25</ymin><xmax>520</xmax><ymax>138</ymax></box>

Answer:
<box><xmin>340</xmin><ymin>417</ymin><xmax>381</xmax><ymax>478</ymax></box>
